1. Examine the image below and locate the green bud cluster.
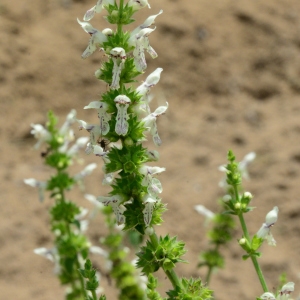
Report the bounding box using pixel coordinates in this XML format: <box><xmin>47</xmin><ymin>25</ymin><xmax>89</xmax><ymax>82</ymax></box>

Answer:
<box><xmin>136</xmin><ymin>235</ymin><xmax>187</xmax><ymax>275</ymax></box>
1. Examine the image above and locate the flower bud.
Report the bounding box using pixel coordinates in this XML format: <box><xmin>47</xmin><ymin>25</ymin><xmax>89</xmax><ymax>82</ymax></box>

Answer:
<box><xmin>239</xmin><ymin>238</ymin><xmax>246</xmax><ymax>245</ymax></box>
<box><xmin>95</xmin><ymin>69</ymin><xmax>102</xmax><ymax>78</ymax></box>
<box><xmin>145</xmin><ymin>226</ymin><xmax>154</xmax><ymax>235</ymax></box>
<box><xmin>243</xmin><ymin>191</ymin><xmax>253</xmax><ymax>200</ymax></box>
<box><xmin>234</xmin><ymin>202</ymin><xmax>241</xmax><ymax>210</ymax></box>
<box><xmin>102</xmin><ymin>28</ymin><xmax>113</xmax><ymax>36</ymax></box>
<box><xmin>124</xmin><ymin>137</ymin><xmax>134</xmax><ymax>146</ymax></box>
<box><xmin>223</xmin><ymin>194</ymin><xmax>231</xmax><ymax>202</ymax></box>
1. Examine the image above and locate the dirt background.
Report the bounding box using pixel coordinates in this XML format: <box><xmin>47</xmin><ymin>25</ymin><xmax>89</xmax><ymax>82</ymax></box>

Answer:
<box><xmin>1</xmin><ymin>0</ymin><xmax>300</xmax><ymax>299</ymax></box>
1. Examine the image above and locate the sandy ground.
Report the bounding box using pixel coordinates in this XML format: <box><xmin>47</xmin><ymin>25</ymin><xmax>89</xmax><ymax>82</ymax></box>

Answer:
<box><xmin>1</xmin><ymin>0</ymin><xmax>300</xmax><ymax>299</ymax></box>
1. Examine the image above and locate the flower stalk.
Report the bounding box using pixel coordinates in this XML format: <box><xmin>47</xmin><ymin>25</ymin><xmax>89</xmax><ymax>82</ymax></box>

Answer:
<box><xmin>77</xmin><ymin>1</ymin><xmax>212</xmax><ymax>298</ymax></box>
<box><xmin>223</xmin><ymin>150</ymin><xmax>268</xmax><ymax>293</ymax></box>
<box><xmin>25</xmin><ymin>111</ymin><xmax>99</xmax><ymax>299</ymax></box>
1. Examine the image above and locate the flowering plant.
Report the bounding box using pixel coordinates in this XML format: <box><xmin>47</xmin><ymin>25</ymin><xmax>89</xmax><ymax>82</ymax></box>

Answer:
<box><xmin>25</xmin><ymin>1</ymin><xmax>297</xmax><ymax>299</ymax></box>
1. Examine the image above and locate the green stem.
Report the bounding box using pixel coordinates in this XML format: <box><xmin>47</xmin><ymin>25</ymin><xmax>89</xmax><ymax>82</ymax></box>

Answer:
<box><xmin>149</xmin><ymin>231</ymin><xmax>182</xmax><ymax>289</ymax></box>
<box><xmin>205</xmin><ymin>266</ymin><xmax>213</xmax><ymax>285</ymax></box>
<box><xmin>91</xmin><ymin>290</ymin><xmax>98</xmax><ymax>300</ymax></box>
<box><xmin>117</xmin><ymin>0</ymin><xmax>124</xmax><ymax>34</ymax></box>
<box><xmin>59</xmin><ymin>188</ymin><xmax>88</xmax><ymax>299</ymax></box>
<box><xmin>75</xmin><ymin>259</ymin><xmax>89</xmax><ymax>299</ymax></box>
<box><xmin>238</xmin><ymin>213</ymin><xmax>268</xmax><ymax>293</ymax></box>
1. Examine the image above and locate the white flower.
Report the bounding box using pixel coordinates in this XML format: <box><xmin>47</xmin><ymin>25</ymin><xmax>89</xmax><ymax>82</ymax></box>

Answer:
<box><xmin>77</xmin><ymin>19</ymin><xmax>108</xmax><ymax>59</ymax></box>
<box><xmin>260</xmin><ymin>282</ymin><xmax>295</xmax><ymax>300</ymax></box>
<box><xmin>24</xmin><ymin>178</ymin><xmax>48</xmax><ymax>202</ymax></box>
<box><xmin>34</xmin><ymin>247</ymin><xmax>60</xmax><ymax>274</ymax></box>
<box><xmin>142</xmin><ymin>102</ymin><xmax>168</xmax><ymax>146</ymax></box>
<box><xmin>136</xmin><ymin>68</ymin><xmax>163</xmax><ymax>114</ymax></box>
<box><xmin>110</xmin><ymin>47</ymin><xmax>126</xmax><ymax>90</ymax></box>
<box><xmin>129</xmin><ymin>27</ymin><xmax>157</xmax><ymax>72</ymax></box>
<box><xmin>146</xmin><ymin>150</ymin><xmax>160</xmax><ymax>161</ymax></box>
<box><xmin>89</xmin><ymin>246</ymin><xmax>108</xmax><ymax>258</ymax></box>
<box><xmin>74</xmin><ymin>163</ymin><xmax>97</xmax><ymax>181</ymax></box>
<box><xmin>114</xmin><ymin>95</ymin><xmax>131</xmax><ymax>136</ymax></box>
<box><xmin>139</xmin><ymin>165</ymin><xmax>165</xmax><ymax>197</ymax></box>
<box><xmin>77</xmin><ymin>120</ymin><xmax>102</xmax><ymax>154</ymax></box>
<box><xmin>59</xmin><ymin>109</ymin><xmax>77</xmax><ymax>135</ymax></box>
<box><xmin>85</xmin><ymin>193</ymin><xmax>104</xmax><ymax>210</ymax></box>
<box><xmin>93</xmin><ymin>144</ymin><xmax>107</xmax><ymax>157</ymax></box>
<box><xmin>260</xmin><ymin>292</ymin><xmax>276</xmax><ymax>300</ymax></box>
<box><xmin>194</xmin><ymin>205</ymin><xmax>215</xmax><ymax>220</ymax></box>
<box><xmin>67</xmin><ymin>137</ymin><xmax>89</xmax><ymax>156</ymax></box>
<box><xmin>97</xmin><ymin>195</ymin><xmax>126</xmax><ymax>224</ymax></box>
<box><xmin>277</xmin><ymin>282</ymin><xmax>295</xmax><ymax>300</ymax></box>
<box><xmin>131</xmin><ymin>10</ymin><xmax>163</xmax><ymax>37</ymax></box>
<box><xmin>30</xmin><ymin>124</ymin><xmax>51</xmax><ymax>149</ymax></box>
<box><xmin>102</xmin><ymin>172</ymin><xmax>115</xmax><ymax>185</ymax></box>
<box><xmin>239</xmin><ymin>152</ymin><xmax>256</xmax><ymax>180</ymax></box>
<box><xmin>83</xmin><ymin>0</ymin><xmax>115</xmax><ymax>21</ymax></box>
<box><xmin>84</xmin><ymin>101</ymin><xmax>111</xmax><ymax>135</ymax></box>
<box><xmin>128</xmin><ymin>0</ymin><xmax>150</xmax><ymax>10</ymax></box>
<box><xmin>256</xmin><ymin>206</ymin><xmax>279</xmax><ymax>246</ymax></box>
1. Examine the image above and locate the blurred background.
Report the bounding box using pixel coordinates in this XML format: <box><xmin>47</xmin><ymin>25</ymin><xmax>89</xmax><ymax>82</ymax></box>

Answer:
<box><xmin>1</xmin><ymin>0</ymin><xmax>300</xmax><ymax>299</ymax></box>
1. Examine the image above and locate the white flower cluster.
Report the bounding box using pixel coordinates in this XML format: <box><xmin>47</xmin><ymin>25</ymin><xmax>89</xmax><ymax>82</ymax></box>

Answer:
<box><xmin>77</xmin><ymin>0</ymin><xmax>163</xmax><ymax>86</ymax></box>
<box><xmin>24</xmin><ymin>110</ymin><xmax>97</xmax><ymax>202</ymax></box>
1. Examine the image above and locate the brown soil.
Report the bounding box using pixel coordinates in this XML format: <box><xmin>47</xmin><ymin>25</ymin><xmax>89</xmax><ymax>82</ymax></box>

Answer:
<box><xmin>1</xmin><ymin>0</ymin><xmax>300</xmax><ymax>299</ymax></box>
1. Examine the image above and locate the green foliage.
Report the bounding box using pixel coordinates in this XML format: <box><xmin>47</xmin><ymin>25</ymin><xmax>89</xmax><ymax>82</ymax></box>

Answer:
<box><xmin>45</xmin><ymin>152</ymin><xmax>71</xmax><ymax>170</ymax></box>
<box><xmin>106</xmin><ymin>144</ymin><xmax>148</xmax><ymax>174</ymax></box>
<box><xmin>99</xmin><ymin>56</ymin><xmax>140</xmax><ymax>85</ymax></box>
<box><xmin>47</xmin><ymin>172</ymin><xmax>75</xmax><ymax>192</ymax></box>
<box><xmin>225</xmin><ymin>150</ymin><xmax>242</xmax><ymax>187</ymax></box>
<box><xmin>147</xmin><ymin>274</ymin><xmax>164</xmax><ymax>300</ymax></box>
<box><xmin>123</xmin><ymin>198</ymin><xmax>166</xmax><ymax>234</ymax></box>
<box><xmin>78</xmin><ymin>259</ymin><xmax>99</xmax><ymax>291</ymax></box>
<box><xmin>105</xmin><ymin>4</ymin><xmax>136</xmax><ymax>26</ymax></box>
<box><xmin>198</xmin><ymin>250</ymin><xmax>224</xmax><ymax>269</ymax></box>
<box><xmin>51</xmin><ymin>199</ymin><xmax>80</xmax><ymax>223</ymax></box>
<box><xmin>166</xmin><ymin>278</ymin><xmax>213</xmax><ymax>300</ymax></box>
<box><xmin>239</xmin><ymin>235</ymin><xmax>263</xmax><ymax>260</ymax></box>
<box><xmin>208</xmin><ymin>213</ymin><xmax>235</xmax><ymax>245</ymax></box>
<box><xmin>136</xmin><ymin>235</ymin><xmax>187</xmax><ymax>275</ymax></box>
